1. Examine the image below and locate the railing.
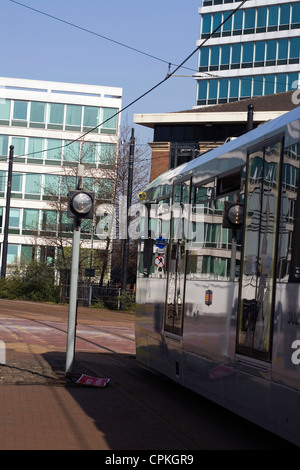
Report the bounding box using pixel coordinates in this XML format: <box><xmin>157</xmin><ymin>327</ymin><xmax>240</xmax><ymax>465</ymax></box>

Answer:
<box><xmin>62</xmin><ymin>284</ymin><xmax>136</xmax><ymax>311</ymax></box>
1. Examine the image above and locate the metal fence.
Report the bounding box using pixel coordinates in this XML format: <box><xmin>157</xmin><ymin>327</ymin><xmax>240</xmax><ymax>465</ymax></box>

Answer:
<box><xmin>62</xmin><ymin>284</ymin><xmax>136</xmax><ymax>311</ymax></box>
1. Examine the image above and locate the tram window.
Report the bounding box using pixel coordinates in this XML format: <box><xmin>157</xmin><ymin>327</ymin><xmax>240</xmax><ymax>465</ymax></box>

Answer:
<box><xmin>149</xmin><ymin>197</ymin><xmax>170</xmax><ymax>241</ymax></box>
<box><xmin>138</xmin><ymin>238</ymin><xmax>154</xmax><ymax>277</ymax></box>
<box><xmin>217</xmin><ymin>171</ymin><xmax>241</xmax><ymax>196</ymax></box>
<box><xmin>195</xmin><ymin>180</ymin><xmax>215</xmax><ymax>202</ymax></box>
<box><xmin>138</xmin><ymin>197</ymin><xmax>170</xmax><ymax>278</ymax></box>
<box><xmin>278</xmin><ymin>143</ymin><xmax>300</xmax><ymax>282</ymax></box>
<box><xmin>186</xmin><ymin>193</ymin><xmax>242</xmax><ymax>281</ymax></box>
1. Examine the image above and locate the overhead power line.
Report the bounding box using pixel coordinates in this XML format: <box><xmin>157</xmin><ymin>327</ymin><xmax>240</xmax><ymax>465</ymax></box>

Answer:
<box><xmin>6</xmin><ymin>0</ymin><xmax>249</xmax><ymax>160</ymax></box>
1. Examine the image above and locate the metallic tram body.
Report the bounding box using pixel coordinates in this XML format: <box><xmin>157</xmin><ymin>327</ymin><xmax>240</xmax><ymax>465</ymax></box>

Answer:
<box><xmin>135</xmin><ymin>106</ymin><xmax>300</xmax><ymax>446</ymax></box>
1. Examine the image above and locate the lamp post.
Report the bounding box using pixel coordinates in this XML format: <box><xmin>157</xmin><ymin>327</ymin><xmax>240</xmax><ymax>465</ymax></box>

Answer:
<box><xmin>65</xmin><ymin>164</ymin><xmax>95</xmax><ymax>375</ymax></box>
<box><xmin>121</xmin><ymin>128</ymin><xmax>135</xmax><ymax>301</ymax></box>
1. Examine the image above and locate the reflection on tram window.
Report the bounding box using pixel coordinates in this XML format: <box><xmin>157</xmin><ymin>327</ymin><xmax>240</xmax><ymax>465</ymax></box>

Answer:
<box><xmin>237</xmin><ymin>140</ymin><xmax>282</xmax><ymax>359</ymax></box>
<box><xmin>278</xmin><ymin>143</ymin><xmax>300</xmax><ymax>282</ymax></box>
<box><xmin>186</xmin><ymin>182</ymin><xmax>243</xmax><ymax>281</ymax></box>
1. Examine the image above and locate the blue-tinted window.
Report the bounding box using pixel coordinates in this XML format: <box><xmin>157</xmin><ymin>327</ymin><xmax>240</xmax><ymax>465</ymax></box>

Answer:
<box><xmin>208</xmin><ymin>80</ymin><xmax>218</xmax><ymax>99</ymax></box>
<box><xmin>219</xmin><ymin>79</ymin><xmax>229</xmax><ymax>99</ymax></box>
<box><xmin>241</xmin><ymin>77</ymin><xmax>252</xmax><ymax>97</ymax></box>
<box><xmin>44</xmin><ymin>175</ymin><xmax>60</xmax><ymax>196</ymax></box>
<box><xmin>242</xmin><ymin>43</ymin><xmax>254</xmax><ymax>64</ymax></box>
<box><xmin>99</xmin><ymin>143</ymin><xmax>116</xmax><ymax>165</ymax></box>
<box><xmin>221</xmin><ymin>45</ymin><xmax>230</xmax><ymax>65</ymax></box>
<box><xmin>11</xmin><ymin>173</ymin><xmax>22</xmax><ymax>193</ymax></box>
<box><xmin>265</xmin><ymin>74</ymin><xmax>275</xmax><ymax>95</ymax></box>
<box><xmin>64</xmin><ymin>141</ymin><xmax>80</xmax><ymax>163</ymax></box>
<box><xmin>199</xmin><ymin>48</ymin><xmax>209</xmax><ymax>67</ymax></box>
<box><xmin>81</xmin><ymin>142</ymin><xmax>98</xmax><ymax>164</ymax></box>
<box><xmin>0</xmin><ymin>135</ymin><xmax>8</xmax><ymax>156</ymax></box>
<box><xmin>25</xmin><ymin>174</ymin><xmax>41</xmax><ymax>195</ymax></box>
<box><xmin>223</xmin><ymin>11</ymin><xmax>232</xmax><ymax>33</ymax></box>
<box><xmin>9</xmin><ymin>209</ymin><xmax>20</xmax><ymax>228</ymax></box>
<box><xmin>276</xmin><ymin>74</ymin><xmax>287</xmax><ymax>93</ymax></box>
<box><xmin>212</xmin><ymin>13</ymin><xmax>222</xmax><ymax>33</ymax></box>
<box><xmin>280</xmin><ymin>4</ymin><xmax>290</xmax><ymax>26</ymax></box>
<box><xmin>0</xmin><ymin>100</ymin><xmax>10</xmax><ymax>123</ymax></box>
<box><xmin>13</xmin><ymin>101</ymin><xmax>27</xmax><ymax>120</ymax></box>
<box><xmin>290</xmin><ymin>37</ymin><xmax>300</xmax><ymax>60</ymax></box>
<box><xmin>7</xmin><ymin>244</ymin><xmax>18</xmax><ymax>264</ymax></box>
<box><xmin>233</xmin><ymin>9</ymin><xmax>243</xmax><ymax>32</ymax></box>
<box><xmin>292</xmin><ymin>3</ymin><xmax>300</xmax><ymax>25</ymax></box>
<box><xmin>210</xmin><ymin>46</ymin><xmax>220</xmax><ymax>66</ymax></box>
<box><xmin>65</xmin><ymin>105</ymin><xmax>82</xmax><ymax>128</ymax></box>
<box><xmin>255</xmin><ymin>42</ymin><xmax>265</xmax><ymax>62</ymax></box>
<box><xmin>101</xmin><ymin>108</ymin><xmax>117</xmax><ymax>131</ymax></box>
<box><xmin>198</xmin><ymin>80</ymin><xmax>208</xmax><ymax>101</ymax></box>
<box><xmin>253</xmin><ymin>75</ymin><xmax>263</xmax><ymax>95</ymax></box>
<box><xmin>210</xmin><ymin>46</ymin><xmax>220</xmax><ymax>65</ymax></box>
<box><xmin>11</xmin><ymin>137</ymin><xmax>25</xmax><ymax>156</ymax></box>
<box><xmin>46</xmin><ymin>139</ymin><xmax>62</xmax><ymax>161</ymax></box>
<box><xmin>244</xmin><ymin>9</ymin><xmax>255</xmax><ymax>31</ymax></box>
<box><xmin>229</xmin><ymin>78</ymin><xmax>239</xmax><ymax>98</ymax></box>
<box><xmin>268</xmin><ymin>6</ymin><xmax>278</xmax><ymax>27</ymax></box>
<box><xmin>266</xmin><ymin>40</ymin><xmax>277</xmax><ymax>62</ymax></box>
<box><xmin>231</xmin><ymin>43</ymin><xmax>241</xmax><ymax>64</ymax></box>
<box><xmin>83</xmin><ymin>106</ymin><xmax>99</xmax><ymax>129</ymax></box>
<box><xmin>213</xmin><ymin>12</ymin><xmax>222</xmax><ymax>34</ymax></box>
<box><xmin>288</xmin><ymin>73</ymin><xmax>299</xmax><ymax>90</ymax></box>
<box><xmin>30</xmin><ymin>102</ymin><xmax>46</xmax><ymax>124</ymax></box>
<box><xmin>257</xmin><ymin>7</ymin><xmax>267</xmax><ymax>28</ymax></box>
<box><xmin>48</xmin><ymin>103</ymin><xmax>64</xmax><ymax>125</ymax></box>
<box><xmin>202</xmin><ymin>14</ymin><xmax>212</xmax><ymax>34</ymax></box>
<box><xmin>278</xmin><ymin>39</ymin><xmax>288</xmax><ymax>60</ymax></box>
<box><xmin>0</xmin><ymin>171</ymin><xmax>5</xmax><ymax>192</ymax></box>
<box><xmin>23</xmin><ymin>209</ymin><xmax>39</xmax><ymax>231</ymax></box>
<box><xmin>28</xmin><ymin>138</ymin><xmax>44</xmax><ymax>160</ymax></box>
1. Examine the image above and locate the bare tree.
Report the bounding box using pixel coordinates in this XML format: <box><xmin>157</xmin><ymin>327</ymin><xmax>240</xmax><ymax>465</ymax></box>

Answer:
<box><xmin>38</xmin><ymin>120</ymin><xmax>150</xmax><ymax>288</ymax></box>
<box><xmin>109</xmin><ymin>119</ymin><xmax>150</xmax><ymax>287</ymax></box>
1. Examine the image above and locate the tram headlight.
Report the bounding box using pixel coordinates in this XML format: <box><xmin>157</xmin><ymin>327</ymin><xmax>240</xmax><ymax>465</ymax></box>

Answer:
<box><xmin>222</xmin><ymin>201</ymin><xmax>244</xmax><ymax>228</ymax></box>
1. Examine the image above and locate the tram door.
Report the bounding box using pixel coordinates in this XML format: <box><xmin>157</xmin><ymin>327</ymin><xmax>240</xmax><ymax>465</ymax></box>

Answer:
<box><xmin>237</xmin><ymin>139</ymin><xmax>283</xmax><ymax>361</ymax></box>
<box><xmin>165</xmin><ymin>179</ymin><xmax>191</xmax><ymax>335</ymax></box>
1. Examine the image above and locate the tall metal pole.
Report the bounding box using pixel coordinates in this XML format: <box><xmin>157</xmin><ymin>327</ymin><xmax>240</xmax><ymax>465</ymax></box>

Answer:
<box><xmin>1</xmin><ymin>145</ymin><xmax>14</xmax><ymax>278</ymax></box>
<box><xmin>65</xmin><ymin>164</ymin><xmax>84</xmax><ymax>375</ymax></box>
<box><xmin>246</xmin><ymin>104</ymin><xmax>254</xmax><ymax>132</ymax></box>
<box><xmin>121</xmin><ymin>128</ymin><xmax>135</xmax><ymax>294</ymax></box>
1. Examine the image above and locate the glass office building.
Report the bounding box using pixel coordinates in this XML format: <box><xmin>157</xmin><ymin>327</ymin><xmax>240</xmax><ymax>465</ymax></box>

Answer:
<box><xmin>196</xmin><ymin>0</ymin><xmax>300</xmax><ymax>105</ymax></box>
<box><xmin>0</xmin><ymin>77</ymin><xmax>122</xmax><ymax>269</ymax></box>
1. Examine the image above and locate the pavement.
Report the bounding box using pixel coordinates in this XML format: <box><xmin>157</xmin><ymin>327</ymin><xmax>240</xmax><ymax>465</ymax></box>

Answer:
<box><xmin>0</xmin><ymin>301</ymin><xmax>198</xmax><ymax>451</ymax></box>
<box><xmin>0</xmin><ymin>300</ymin><xmax>297</xmax><ymax>451</ymax></box>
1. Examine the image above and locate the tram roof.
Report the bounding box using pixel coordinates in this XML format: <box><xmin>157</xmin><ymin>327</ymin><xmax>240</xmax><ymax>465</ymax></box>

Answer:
<box><xmin>143</xmin><ymin>105</ymin><xmax>300</xmax><ymax>201</ymax></box>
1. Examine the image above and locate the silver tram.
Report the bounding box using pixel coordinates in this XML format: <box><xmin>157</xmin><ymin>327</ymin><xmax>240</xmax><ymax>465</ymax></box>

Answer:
<box><xmin>135</xmin><ymin>105</ymin><xmax>300</xmax><ymax>446</ymax></box>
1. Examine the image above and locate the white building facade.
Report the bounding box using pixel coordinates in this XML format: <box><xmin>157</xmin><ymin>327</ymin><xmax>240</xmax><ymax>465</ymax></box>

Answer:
<box><xmin>196</xmin><ymin>0</ymin><xmax>300</xmax><ymax>105</ymax></box>
<box><xmin>0</xmin><ymin>77</ymin><xmax>122</xmax><ymax>270</ymax></box>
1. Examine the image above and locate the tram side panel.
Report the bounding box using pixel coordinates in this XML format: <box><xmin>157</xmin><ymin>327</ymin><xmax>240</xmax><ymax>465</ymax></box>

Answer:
<box><xmin>272</xmin><ymin>283</ymin><xmax>300</xmax><ymax>391</ymax></box>
<box><xmin>182</xmin><ymin>279</ymin><xmax>240</xmax><ymax>409</ymax></box>
<box><xmin>183</xmin><ymin>280</ymin><xmax>238</xmax><ymax>362</ymax></box>
<box><xmin>135</xmin><ymin>275</ymin><xmax>168</xmax><ymax>374</ymax></box>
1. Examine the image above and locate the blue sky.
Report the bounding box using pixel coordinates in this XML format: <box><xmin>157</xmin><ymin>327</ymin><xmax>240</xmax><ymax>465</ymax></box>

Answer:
<box><xmin>2</xmin><ymin>0</ymin><xmax>202</xmax><ymax>145</ymax></box>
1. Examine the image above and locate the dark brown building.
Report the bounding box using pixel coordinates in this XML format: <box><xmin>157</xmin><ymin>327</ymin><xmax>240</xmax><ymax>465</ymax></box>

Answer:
<box><xmin>134</xmin><ymin>91</ymin><xmax>298</xmax><ymax>181</ymax></box>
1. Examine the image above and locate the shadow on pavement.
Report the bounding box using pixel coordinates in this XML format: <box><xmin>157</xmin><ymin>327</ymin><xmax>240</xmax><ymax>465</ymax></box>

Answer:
<box><xmin>40</xmin><ymin>350</ymin><xmax>298</xmax><ymax>451</ymax></box>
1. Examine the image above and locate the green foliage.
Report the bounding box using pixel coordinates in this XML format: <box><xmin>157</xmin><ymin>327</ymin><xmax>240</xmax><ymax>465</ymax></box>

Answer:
<box><xmin>90</xmin><ymin>292</ymin><xmax>136</xmax><ymax>312</ymax></box>
<box><xmin>0</xmin><ymin>261</ymin><xmax>60</xmax><ymax>303</ymax></box>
